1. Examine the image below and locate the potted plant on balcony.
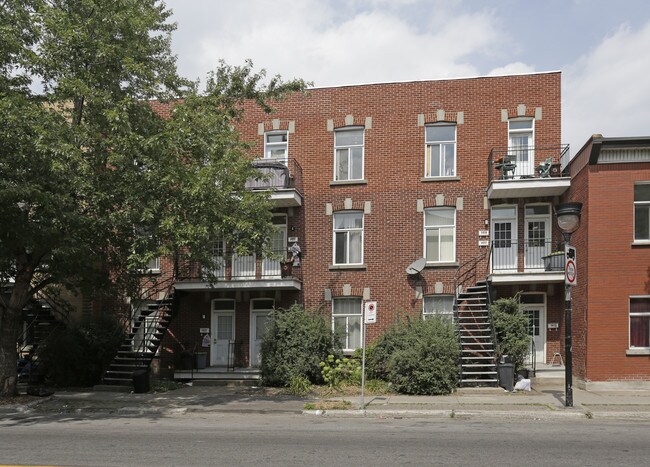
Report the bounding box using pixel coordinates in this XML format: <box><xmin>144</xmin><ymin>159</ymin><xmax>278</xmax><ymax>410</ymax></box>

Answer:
<box><xmin>542</xmin><ymin>251</ymin><xmax>564</xmax><ymax>271</ymax></box>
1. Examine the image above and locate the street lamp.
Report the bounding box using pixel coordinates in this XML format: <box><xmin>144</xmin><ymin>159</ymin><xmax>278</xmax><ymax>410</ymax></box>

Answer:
<box><xmin>554</xmin><ymin>202</ymin><xmax>582</xmax><ymax>407</ymax></box>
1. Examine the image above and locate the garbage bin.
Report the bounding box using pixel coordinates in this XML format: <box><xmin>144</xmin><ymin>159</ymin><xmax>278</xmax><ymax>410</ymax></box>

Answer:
<box><xmin>180</xmin><ymin>351</ymin><xmax>194</xmax><ymax>370</ymax></box>
<box><xmin>195</xmin><ymin>351</ymin><xmax>207</xmax><ymax>370</ymax></box>
<box><xmin>132</xmin><ymin>369</ymin><xmax>150</xmax><ymax>393</ymax></box>
<box><xmin>498</xmin><ymin>363</ymin><xmax>515</xmax><ymax>392</ymax></box>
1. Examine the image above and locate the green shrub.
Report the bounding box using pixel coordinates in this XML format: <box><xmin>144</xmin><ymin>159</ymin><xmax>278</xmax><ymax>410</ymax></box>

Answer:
<box><xmin>367</xmin><ymin>315</ymin><xmax>459</xmax><ymax>395</ymax></box>
<box><xmin>287</xmin><ymin>375</ymin><xmax>312</xmax><ymax>395</ymax></box>
<box><xmin>491</xmin><ymin>296</ymin><xmax>530</xmax><ymax>371</ymax></box>
<box><xmin>260</xmin><ymin>304</ymin><xmax>337</xmax><ymax>387</ymax></box>
<box><xmin>39</xmin><ymin>314</ymin><xmax>125</xmax><ymax>387</ymax></box>
<box><xmin>319</xmin><ymin>354</ymin><xmax>362</xmax><ymax>388</ymax></box>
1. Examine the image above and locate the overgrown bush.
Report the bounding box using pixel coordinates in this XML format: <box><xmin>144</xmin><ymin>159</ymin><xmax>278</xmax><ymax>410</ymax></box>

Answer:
<box><xmin>39</xmin><ymin>314</ymin><xmax>125</xmax><ymax>387</ymax></box>
<box><xmin>491</xmin><ymin>296</ymin><xmax>530</xmax><ymax>371</ymax></box>
<box><xmin>260</xmin><ymin>304</ymin><xmax>337</xmax><ymax>387</ymax></box>
<box><xmin>366</xmin><ymin>315</ymin><xmax>459</xmax><ymax>395</ymax></box>
<box><xmin>319</xmin><ymin>354</ymin><xmax>362</xmax><ymax>388</ymax></box>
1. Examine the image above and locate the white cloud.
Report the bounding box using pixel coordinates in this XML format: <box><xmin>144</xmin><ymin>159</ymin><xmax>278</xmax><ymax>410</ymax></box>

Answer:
<box><xmin>488</xmin><ymin>62</ymin><xmax>536</xmax><ymax>76</ymax></box>
<box><xmin>563</xmin><ymin>21</ymin><xmax>650</xmax><ymax>151</ymax></box>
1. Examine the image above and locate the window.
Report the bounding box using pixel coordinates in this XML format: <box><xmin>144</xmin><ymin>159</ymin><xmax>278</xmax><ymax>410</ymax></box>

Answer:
<box><xmin>424</xmin><ymin>207</ymin><xmax>455</xmax><ymax>263</ymax></box>
<box><xmin>333</xmin><ymin>211</ymin><xmax>363</xmax><ymax>265</ymax></box>
<box><xmin>334</xmin><ymin>128</ymin><xmax>364</xmax><ymax>181</ymax></box>
<box><xmin>333</xmin><ymin>297</ymin><xmax>362</xmax><ymax>351</ymax></box>
<box><xmin>264</xmin><ymin>131</ymin><xmax>288</xmax><ymax>161</ymax></box>
<box><xmin>425</xmin><ymin>124</ymin><xmax>456</xmax><ymax>177</ymax></box>
<box><xmin>634</xmin><ymin>183</ymin><xmax>650</xmax><ymax>241</ymax></box>
<box><xmin>145</xmin><ymin>257</ymin><xmax>160</xmax><ymax>273</ymax></box>
<box><xmin>630</xmin><ymin>297</ymin><xmax>650</xmax><ymax>348</ymax></box>
<box><xmin>508</xmin><ymin>119</ymin><xmax>534</xmax><ymax>176</ymax></box>
<box><xmin>423</xmin><ymin>295</ymin><xmax>454</xmax><ymax>320</ymax></box>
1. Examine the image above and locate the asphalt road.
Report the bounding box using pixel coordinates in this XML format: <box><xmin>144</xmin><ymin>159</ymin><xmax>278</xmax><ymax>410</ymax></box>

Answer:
<box><xmin>1</xmin><ymin>412</ymin><xmax>649</xmax><ymax>466</ymax></box>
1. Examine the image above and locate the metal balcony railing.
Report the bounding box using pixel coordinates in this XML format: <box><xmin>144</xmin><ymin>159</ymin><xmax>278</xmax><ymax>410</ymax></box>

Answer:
<box><xmin>488</xmin><ymin>145</ymin><xmax>570</xmax><ymax>184</ymax></box>
<box><xmin>490</xmin><ymin>239</ymin><xmax>564</xmax><ymax>272</ymax></box>
<box><xmin>245</xmin><ymin>157</ymin><xmax>303</xmax><ymax>192</ymax></box>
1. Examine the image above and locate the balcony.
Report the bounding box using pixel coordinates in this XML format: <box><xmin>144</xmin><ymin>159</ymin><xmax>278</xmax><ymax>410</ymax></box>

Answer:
<box><xmin>245</xmin><ymin>158</ymin><xmax>303</xmax><ymax>207</ymax></box>
<box><xmin>487</xmin><ymin>145</ymin><xmax>571</xmax><ymax>199</ymax></box>
<box><xmin>175</xmin><ymin>249</ymin><xmax>302</xmax><ymax>291</ymax></box>
<box><xmin>489</xmin><ymin>239</ymin><xmax>565</xmax><ymax>284</ymax></box>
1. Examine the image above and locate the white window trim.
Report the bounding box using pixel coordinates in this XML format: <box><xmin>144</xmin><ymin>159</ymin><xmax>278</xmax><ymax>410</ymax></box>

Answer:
<box><xmin>423</xmin><ymin>295</ymin><xmax>455</xmax><ymax>320</ymax></box>
<box><xmin>634</xmin><ymin>182</ymin><xmax>650</xmax><ymax>242</ymax></box>
<box><xmin>333</xmin><ymin>127</ymin><xmax>365</xmax><ymax>181</ymax></box>
<box><xmin>424</xmin><ymin>124</ymin><xmax>456</xmax><ymax>178</ymax></box>
<box><xmin>629</xmin><ymin>295</ymin><xmax>650</xmax><ymax>350</ymax></box>
<box><xmin>332</xmin><ymin>297</ymin><xmax>362</xmax><ymax>352</ymax></box>
<box><xmin>423</xmin><ymin>207</ymin><xmax>456</xmax><ymax>264</ymax></box>
<box><xmin>333</xmin><ymin>211</ymin><xmax>364</xmax><ymax>266</ymax></box>
<box><xmin>264</xmin><ymin>130</ymin><xmax>288</xmax><ymax>162</ymax></box>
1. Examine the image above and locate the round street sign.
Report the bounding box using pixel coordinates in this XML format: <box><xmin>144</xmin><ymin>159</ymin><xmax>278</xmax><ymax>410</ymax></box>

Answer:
<box><xmin>566</xmin><ymin>259</ymin><xmax>576</xmax><ymax>285</ymax></box>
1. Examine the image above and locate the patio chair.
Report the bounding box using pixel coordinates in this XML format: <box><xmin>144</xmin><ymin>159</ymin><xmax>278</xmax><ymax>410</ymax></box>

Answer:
<box><xmin>537</xmin><ymin>157</ymin><xmax>553</xmax><ymax>178</ymax></box>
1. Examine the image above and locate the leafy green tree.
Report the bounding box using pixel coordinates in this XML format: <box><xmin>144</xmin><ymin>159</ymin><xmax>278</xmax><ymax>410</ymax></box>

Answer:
<box><xmin>491</xmin><ymin>296</ymin><xmax>531</xmax><ymax>371</ymax></box>
<box><xmin>0</xmin><ymin>0</ymin><xmax>307</xmax><ymax>397</ymax></box>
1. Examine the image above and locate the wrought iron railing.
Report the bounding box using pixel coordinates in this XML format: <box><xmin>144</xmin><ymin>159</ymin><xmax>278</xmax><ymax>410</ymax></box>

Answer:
<box><xmin>245</xmin><ymin>157</ymin><xmax>303</xmax><ymax>192</ymax></box>
<box><xmin>488</xmin><ymin>145</ymin><xmax>570</xmax><ymax>183</ymax></box>
<box><xmin>490</xmin><ymin>239</ymin><xmax>564</xmax><ymax>272</ymax></box>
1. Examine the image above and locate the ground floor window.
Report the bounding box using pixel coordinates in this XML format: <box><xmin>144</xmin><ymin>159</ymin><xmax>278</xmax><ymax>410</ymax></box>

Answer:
<box><xmin>423</xmin><ymin>295</ymin><xmax>454</xmax><ymax>320</ymax></box>
<box><xmin>332</xmin><ymin>297</ymin><xmax>362</xmax><ymax>352</ymax></box>
<box><xmin>630</xmin><ymin>297</ymin><xmax>650</xmax><ymax>348</ymax></box>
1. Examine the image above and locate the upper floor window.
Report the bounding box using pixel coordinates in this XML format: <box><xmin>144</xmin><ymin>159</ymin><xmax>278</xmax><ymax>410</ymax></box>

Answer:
<box><xmin>630</xmin><ymin>297</ymin><xmax>650</xmax><ymax>348</ymax></box>
<box><xmin>332</xmin><ymin>297</ymin><xmax>362</xmax><ymax>352</ymax></box>
<box><xmin>424</xmin><ymin>207</ymin><xmax>456</xmax><ymax>263</ymax></box>
<box><xmin>334</xmin><ymin>128</ymin><xmax>364</xmax><ymax>181</ymax></box>
<box><xmin>333</xmin><ymin>211</ymin><xmax>363</xmax><ymax>265</ymax></box>
<box><xmin>508</xmin><ymin>119</ymin><xmax>534</xmax><ymax>176</ymax></box>
<box><xmin>425</xmin><ymin>124</ymin><xmax>456</xmax><ymax>177</ymax></box>
<box><xmin>265</xmin><ymin>131</ymin><xmax>288</xmax><ymax>161</ymax></box>
<box><xmin>423</xmin><ymin>295</ymin><xmax>454</xmax><ymax>320</ymax></box>
<box><xmin>634</xmin><ymin>183</ymin><xmax>650</xmax><ymax>241</ymax></box>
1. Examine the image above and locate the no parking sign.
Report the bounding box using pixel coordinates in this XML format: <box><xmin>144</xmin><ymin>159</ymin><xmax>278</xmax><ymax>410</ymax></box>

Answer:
<box><xmin>364</xmin><ymin>301</ymin><xmax>377</xmax><ymax>324</ymax></box>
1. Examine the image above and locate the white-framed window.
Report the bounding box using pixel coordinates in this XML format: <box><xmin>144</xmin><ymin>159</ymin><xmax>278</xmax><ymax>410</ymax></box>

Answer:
<box><xmin>425</xmin><ymin>124</ymin><xmax>456</xmax><ymax>177</ymax></box>
<box><xmin>333</xmin><ymin>211</ymin><xmax>363</xmax><ymax>265</ymax></box>
<box><xmin>508</xmin><ymin>118</ymin><xmax>534</xmax><ymax>176</ymax></box>
<box><xmin>630</xmin><ymin>296</ymin><xmax>650</xmax><ymax>348</ymax></box>
<box><xmin>424</xmin><ymin>207</ymin><xmax>456</xmax><ymax>263</ymax></box>
<box><xmin>145</xmin><ymin>257</ymin><xmax>161</xmax><ymax>273</ymax></box>
<box><xmin>634</xmin><ymin>182</ymin><xmax>650</xmax><ymax>241</ymax></box>
<box><xmin>332</xmin><ymin>297</ymin><xmax>362</xmax><ymax>352</ymax></box>
<box><xmin>334</xmin><ymin>127</ymin><xmax>364</xmax><ymax>181</ymax></box>
<box><xmin>423</xmin><ymin>295</ymin><xmax>455</xmax><ymax>320</ymax></box>
<box><xmin>264</xmin><ymin>131</ymin><xmax>288</xmax><ymax>161</ymax></box>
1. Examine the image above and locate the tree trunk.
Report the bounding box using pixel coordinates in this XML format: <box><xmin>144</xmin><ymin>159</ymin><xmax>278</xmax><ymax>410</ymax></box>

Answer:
<box><xmin>0</xmin><ymin>271</ymin><xmax>34</xmax><ymax>398</ymax></box>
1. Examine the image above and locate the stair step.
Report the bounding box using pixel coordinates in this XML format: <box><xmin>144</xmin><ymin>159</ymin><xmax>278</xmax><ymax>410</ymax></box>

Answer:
<box><xmin>461</xmin><ymin>379</ymin><xmax>498</xmax><ymax>384</ymax></box>
<box><xmin>462</xmin><ymin>364</ymin><xmax>497</xmax><ymax>368</ymax></box>
<box><xmin>461</xmin><ymin>356</ymin><xmax>495</xmax><ymax>360</ymax></box>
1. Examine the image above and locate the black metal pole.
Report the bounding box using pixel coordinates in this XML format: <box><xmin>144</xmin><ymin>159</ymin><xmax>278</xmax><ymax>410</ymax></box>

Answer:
<box><xmin>564</xmin><ymin>233</ymin><xmax>573</xmax><ymax>407</ymax></box>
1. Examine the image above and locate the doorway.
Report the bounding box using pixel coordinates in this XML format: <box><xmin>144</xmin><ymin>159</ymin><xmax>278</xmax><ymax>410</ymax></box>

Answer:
<box><xmin>250</xmin><ymin>298</ymin><xmax>274</xmax><ymax>367</ymax></box>
<box><xmin>521</xmin><ymin>293</ymin><xmax>546</xmax><ymax>366</ymax></box>
<box><xmin>210</xmin><ymin>299</ymin><xmax>235</xmax><ymax>367</ymax></box>
<box><xmin>491</xmin><ymin>205</ymin><xmax>517</xmax><ymax>271</ymax></box>
<box><xmin>524</xmin><ymin>204</ymin><xmax>551</xmax><ymax>270</ymax></box>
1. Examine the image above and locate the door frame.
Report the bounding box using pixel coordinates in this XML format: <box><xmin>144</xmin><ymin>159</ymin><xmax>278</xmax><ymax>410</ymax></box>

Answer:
<box><xmin>210</xmin><ymin>299</ymin><xmax>235</xmax><ymax>367</ymax></box>
<box><xmin>490</xmin><ymin>204</ymin><xmax>518</xmax><ymax>272</ymax></box>
<box><xmin>249</xmin><ymin>298</ymin><xmax>274</xmax><ymax>368</ymax></box>
<box><xmin>520</xmin><ymin>292</ymin><xmax>547</xmax><ymax>366</ymax></box>
<box><xmin>524</xmin><ymin>203</ymin><xmax>551</xmax><ymax>270</ymax></box>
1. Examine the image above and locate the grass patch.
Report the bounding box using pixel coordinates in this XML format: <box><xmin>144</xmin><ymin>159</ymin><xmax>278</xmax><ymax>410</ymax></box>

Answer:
<box><xmin>304</xmin><ymin>399</ymin><xmax>352</xmax><ymax>411</ymax></box>
<box><xmin>151</xmin><ymin>379</ymin><xmax>186</xmax><ymax>393</ymax></box>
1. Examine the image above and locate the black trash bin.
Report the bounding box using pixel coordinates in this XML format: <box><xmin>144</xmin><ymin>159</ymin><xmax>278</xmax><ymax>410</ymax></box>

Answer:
<box><xmin>132</xmin><ymin>369</ymin><xmax>150</xmax><ymax>393</ymax></box>
<box><xmin>497</xmin><ymin>363</ymin><xmax>515</xmax><ymax>392</ymax></box>
<box><xmin>180</xmin><ymin>351</ymin><xmax>194</xmax><ymax>370</ymax></box>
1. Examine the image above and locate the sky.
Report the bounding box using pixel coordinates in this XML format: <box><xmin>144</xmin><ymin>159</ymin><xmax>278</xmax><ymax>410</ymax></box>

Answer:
<box><xmin>164</xmin><ymin>0</ymin><xmax>650</xmax><ymax>154</ymax></box>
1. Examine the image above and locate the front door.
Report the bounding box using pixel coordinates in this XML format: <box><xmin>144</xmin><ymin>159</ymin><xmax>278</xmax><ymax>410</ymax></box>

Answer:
<box><xmin>250</xmin><ymin>299</ymin><xmax>274</xmax><ymax>367</ymax></box>
<box><xmin>521</xmin><ymin>294</ymin><xmax>546</xmax><ymax>365</ymax></box>
<box><xmin>211</xmin><ymin>300</ymin><xmax>235</xmax><ymax>367</ymax></box>
<box><xmin>262</xmin><ymin>216</ymin><xmax>287</xmax><ymax>278</ymax></box>
<box><xmin>491</xmin><ymin>206</ymin><xmax>517</xmax><ymax>271</ymax></box>
<box><xmin>524</xmin><ymin>204</ymin><xmax>551</xmax><ymax>270</ymax></box>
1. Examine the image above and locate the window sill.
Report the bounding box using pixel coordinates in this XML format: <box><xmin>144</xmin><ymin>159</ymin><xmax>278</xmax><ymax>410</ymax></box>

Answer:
<box><xmin>425</xmin><ymin>262</ymin><xmax>459</xmax><ymax>268</ymax></box>
<box><xmin>330</xmin><ymin>179</ymin><xmax>368</xmax><ymax>186</ymax></box>
<box><xmin>421</xmin><ymin>176</ymin><xmax>460</xmax><ymax>182</ymax></box>
<box><xmin>626</xmin><ymin>348</ymin><xmax>650</xmax><ymax>355</ymax></box>
<box><xmin>329</xmin><ymin>264</ymin><xmax>367</xmax><ymax>271</ymax></box>
<box><xmin>632</xmin><ymin>240</ymin><xmax>650</xmax><ymax>247</ymax></box>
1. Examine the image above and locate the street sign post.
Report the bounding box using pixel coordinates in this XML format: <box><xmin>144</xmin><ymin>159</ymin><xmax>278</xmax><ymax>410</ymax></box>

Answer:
<box><xmin>361</xmin><ymin>301</ymin><xmax>377</xmax><ymax>410</ymax></box>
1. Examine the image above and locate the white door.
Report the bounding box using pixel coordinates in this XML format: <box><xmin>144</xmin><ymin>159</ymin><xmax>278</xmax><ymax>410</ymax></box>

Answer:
<box><xmin>524</xmin><ymin>204</ymin><xmax>551</xmax><ymax>270</ymax></box>
<box><xmin>491</xmin><ymin>206</ymin><xmax>517</xmax><ymax>271</ymax></box>
<box><xmin>521</xmin><ymin>294</ymin><xmax>546</xmax><ymax>366</ymax></box>
<box><xmin>262</xmin><ymin>216</ymin><xmax>287</xmax><ymax>278</ymax></box>
<box><xmin>211</xmin><ymin>300</ymin><xmax>235</xmax><ymax>367</ymax></box>
<box><xmin>509</xmin><ymin>119</ymin><xmax>534</xmax><ymax>177</ymax></box>
<box><xmin>250</xmin><ymin>299</ymin><xmax>274</xmax><ymax>367</ymax></box>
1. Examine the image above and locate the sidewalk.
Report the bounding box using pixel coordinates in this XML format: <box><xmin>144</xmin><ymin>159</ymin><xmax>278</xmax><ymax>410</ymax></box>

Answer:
<box><xmin>3</xmin><ymin>378</ymin><xmax>650</xmax><ymax>420</ymax></box>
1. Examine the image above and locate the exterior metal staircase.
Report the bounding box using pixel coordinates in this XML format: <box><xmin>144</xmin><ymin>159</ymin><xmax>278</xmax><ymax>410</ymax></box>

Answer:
<box><xmin>102</xmin><ymin>280</ymin><xmax>175</xmax><ymax>388</ymax></box>
<box><xmin>454</xmin><ymin>255</ymin><xmax>498</xmax><ymax>387</ymax></box>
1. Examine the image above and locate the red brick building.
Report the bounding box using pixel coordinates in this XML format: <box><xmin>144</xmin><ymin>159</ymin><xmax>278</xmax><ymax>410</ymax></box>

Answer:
<box><xmin>106</xmin><ymin>71</ymin><xmax>587</xmax><ymax>387</ymax></box>
<box><xmin>564</xmin><ymin>135</ymin><xmax>650</xmax><ymax>389</ymax></box>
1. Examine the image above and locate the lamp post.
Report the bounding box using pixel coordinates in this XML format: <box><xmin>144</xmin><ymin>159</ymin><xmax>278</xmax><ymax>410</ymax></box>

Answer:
<box><xmin>554</xmin><ymin>202</ymin><xmax>582</xmax><ymax>407</ymax></box>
